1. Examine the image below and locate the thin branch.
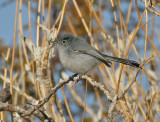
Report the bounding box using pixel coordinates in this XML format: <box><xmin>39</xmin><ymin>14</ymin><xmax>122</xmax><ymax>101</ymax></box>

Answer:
<box><xmin>120</xmin><ymin>56</ymin><xmax>153</xmax><ymax>99</ymax></box>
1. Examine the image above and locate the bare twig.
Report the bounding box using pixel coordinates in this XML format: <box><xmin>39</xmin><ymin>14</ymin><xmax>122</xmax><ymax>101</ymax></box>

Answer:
<box><xmin>20</xmin><ymin>74</ymin><xmax>118</xmax><ymax>117</ymax></box>
<box><xmin>0</xmin><ymin>102</ymin><xmax>51</xmax><ymax>121</ymax></box>
<box><xmin>121</xmin><ymin>56</ymin><xmax>153</xmax><ymax>99</ymax></box>
<box><xmin>108</xmin><ymin>94</ymin><xmax>118</xmax><ymax>122</ymax></box>
<box><xmin>21</xmin><ymin>74</ymin><xmax>81</xmax><ymax>117</ymax></box>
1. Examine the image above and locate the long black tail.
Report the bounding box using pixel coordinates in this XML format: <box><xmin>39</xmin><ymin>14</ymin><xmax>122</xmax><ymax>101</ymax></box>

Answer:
<box><xmin>103</xmin><ymin>54</ymin><xmax>140</xmax><ymax>68</ymax></box>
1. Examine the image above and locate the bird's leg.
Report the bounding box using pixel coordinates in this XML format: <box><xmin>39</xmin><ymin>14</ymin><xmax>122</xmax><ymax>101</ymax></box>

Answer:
<box><xmin>70</xmin><ymin>73</ymin><xmax>85</xmax><ymax>88</ymax></box>
<box><xmin>69</xmin><ymin>73</ymin><xmax>78</xmax><ymax>81</ymax></box>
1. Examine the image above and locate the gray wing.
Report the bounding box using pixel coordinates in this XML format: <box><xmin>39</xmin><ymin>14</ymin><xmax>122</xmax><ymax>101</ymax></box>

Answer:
<box><xmin>70</xmin><ymin>37</ymin><xmax>140</xmax><ymax>68</ymax></box>
<box><xmin>70</xmin><ymin>45</ymin><xmax>111</xmax><ymax>67</ymax></box>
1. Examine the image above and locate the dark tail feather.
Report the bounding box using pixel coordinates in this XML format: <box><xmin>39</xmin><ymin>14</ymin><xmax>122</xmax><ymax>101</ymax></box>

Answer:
<box><xmin>103</xmin><ymin>55</ymin><xmax>140</xmax><ymax>68</ymax></box>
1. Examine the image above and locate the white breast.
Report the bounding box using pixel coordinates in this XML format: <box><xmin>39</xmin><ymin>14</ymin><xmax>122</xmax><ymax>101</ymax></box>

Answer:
<box><xmin>58</xmin><ymin>47</ymin><xmax>100</xmax><ymax>74</ymax></box>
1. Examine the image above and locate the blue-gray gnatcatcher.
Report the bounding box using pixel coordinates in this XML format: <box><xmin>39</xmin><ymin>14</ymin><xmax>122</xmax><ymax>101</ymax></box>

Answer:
<box><xmin>55</xmin><ymin>33</ymin><xmax>140</xmax><ymax>74</ymax></box>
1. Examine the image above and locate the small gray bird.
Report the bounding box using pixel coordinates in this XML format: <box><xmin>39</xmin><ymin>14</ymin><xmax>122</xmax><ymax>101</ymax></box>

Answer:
<box><xmin>56</xmin><ymin>33</ymin><xmax>140</xmax><ymax>75</ymax></box>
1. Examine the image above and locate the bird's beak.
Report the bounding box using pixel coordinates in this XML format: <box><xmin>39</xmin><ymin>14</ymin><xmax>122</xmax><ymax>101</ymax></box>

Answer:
<box><xmin>52</xmin><ymin>41</ymin><xmax>57</xmax><ymax>47</ymax></box>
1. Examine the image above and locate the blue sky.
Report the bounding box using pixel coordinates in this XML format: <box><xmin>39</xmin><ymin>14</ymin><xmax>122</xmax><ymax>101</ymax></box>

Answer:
<box><xmin>0</xmin><ymin>1</ymin><xmax>16</xmax><ymax>45</ymax></box>
<box><xmin>0</xmin><ymin>1</ymin><xmax>37</xmax><ymax>46</ymax></box>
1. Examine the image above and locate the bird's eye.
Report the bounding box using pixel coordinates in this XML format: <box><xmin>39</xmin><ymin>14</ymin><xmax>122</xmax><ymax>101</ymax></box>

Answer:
<box><xmin>62</xmin><ymin>40</ymin><xmax>66</xmax><ymax>44</ymax></box>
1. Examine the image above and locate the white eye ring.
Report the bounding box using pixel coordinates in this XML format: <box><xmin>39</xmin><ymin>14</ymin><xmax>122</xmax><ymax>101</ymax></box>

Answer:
<box><xmin>62</xmin><ymin>40</ymin><xmax>66</xmax><ymax>44</ymax></box>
